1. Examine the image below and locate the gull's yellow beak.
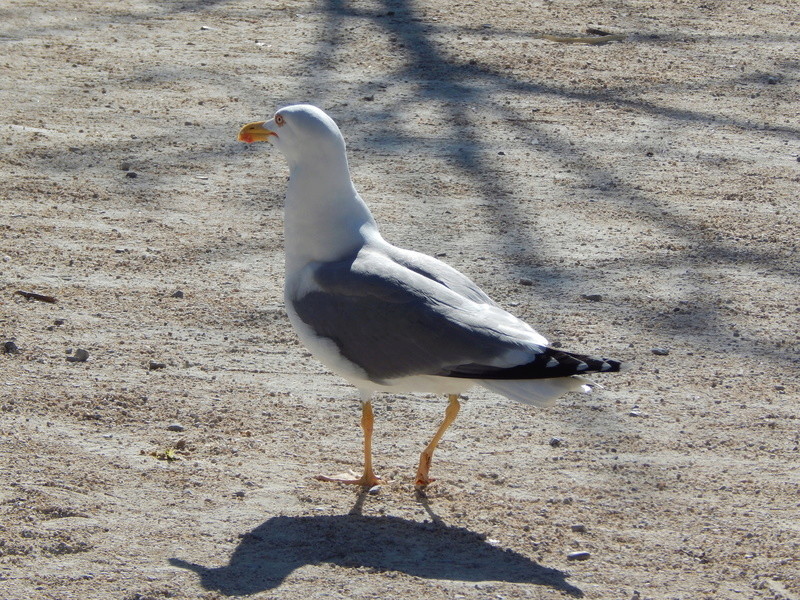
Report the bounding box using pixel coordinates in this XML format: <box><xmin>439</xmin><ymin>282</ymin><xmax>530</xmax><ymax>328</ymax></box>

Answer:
<box><xmin>238</xmin><ymin>121</ymin><xmax>276</xmax><ymax>144</ymax></box>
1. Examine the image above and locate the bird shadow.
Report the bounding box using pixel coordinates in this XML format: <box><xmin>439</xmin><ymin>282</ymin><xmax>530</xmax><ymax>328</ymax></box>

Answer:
<box><xmin>170</xmin><ymin>492</ymin><xmax>582</xmax><ymax>596</ymax></box>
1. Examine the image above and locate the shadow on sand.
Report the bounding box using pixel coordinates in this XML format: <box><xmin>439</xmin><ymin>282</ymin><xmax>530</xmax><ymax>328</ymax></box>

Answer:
<box><xmin>171</xmin><ymin>494</ymin><xmax>582</xmax><ymax>596</ymax></box>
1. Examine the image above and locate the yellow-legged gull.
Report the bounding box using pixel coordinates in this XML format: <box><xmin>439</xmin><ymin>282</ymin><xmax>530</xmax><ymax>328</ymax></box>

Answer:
<box><xmin>238</xmin><ymin>105</ymin><xmax>624</xmax><ymax>489</ymax></box>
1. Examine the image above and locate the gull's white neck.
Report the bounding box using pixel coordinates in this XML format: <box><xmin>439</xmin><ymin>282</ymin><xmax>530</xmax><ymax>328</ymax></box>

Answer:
<box><xmin>283</xmin><ymin>154</ymin><xmax>379</xmax><ymax>274</ymax></box>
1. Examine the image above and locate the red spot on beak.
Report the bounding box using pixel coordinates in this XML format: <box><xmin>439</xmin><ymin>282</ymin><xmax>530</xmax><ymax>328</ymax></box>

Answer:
<box><xmin>240</xmin><ymin>133</ymin><xmax>254</xmax><ymax>143</ymax></box>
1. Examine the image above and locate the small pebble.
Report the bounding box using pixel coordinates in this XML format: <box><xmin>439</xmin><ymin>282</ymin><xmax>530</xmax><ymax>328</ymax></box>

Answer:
<box><xmin>651</xmin><ymin>347</ymin><xmax>670</xmax><ymax>355</ymax></box>
<box><xmin>171</xmin><ymin>290</ymin><xmax>184</xmax><ymax>298</ymax></box>
<box><xmin>125</xmin><ymin>171</ymin><xmax>138</xmax><ymax>179</ymax></box>
<box><xmin>67</xmin><ymin>348</ymin><xmax>89</xmax><ymax>363</ymax></box>
<box><xmin>567</xmin><ymin>551</ymin><xmax>591</xmax><ymax>561</ymax></box>
<box><xmin>3</xmin><ymin>341</ymin><xmax>19</xmax><ymax>354</ymax></box>
<box><xmin>167</xmin><ymin>423</ymin><xmax>185</xmax><ymax>432</ymax></box>
<box><xmin>549</xmin><ymin>437</ymin><xmax>563</xmax><ymax>448</ymax></box>
<box><xmin>149</xmin><ymin>361</ymin><xmax>167</xmax><ymax>370</ymax></box>
<box><xmin>519</xmin><ymin>278</ymin><xmax>534</xmax><ymax>286</ymax></box>
<box><xmin>571</xmin><ymin>524</ymin><xmax>587</xmax><ymax>532</ymax></box>
<box><xmin>581</xmin><ymin>294</ymin><xmax>603</xmax><ymax>302</ymax></box>
<box><xmin>367</xmin><ymin>485</ymin><xmax>381</xmax><ymax>495</ymax></box>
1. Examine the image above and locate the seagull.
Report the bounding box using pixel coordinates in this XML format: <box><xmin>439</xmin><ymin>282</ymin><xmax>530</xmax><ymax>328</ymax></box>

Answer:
<box><xmin>238</xmin><ymin>104</ymin><xmax>625</xmax><ymax>489</ymax></box>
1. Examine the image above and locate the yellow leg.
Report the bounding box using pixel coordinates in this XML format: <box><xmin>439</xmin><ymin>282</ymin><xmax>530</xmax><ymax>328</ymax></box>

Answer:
<box><xmin>415</xmin><ymin>394</ymin><xmax>461</xmax><ymax>489</ymax></box>
<box><xmin>316</xmin><ymin>399</ymin><xmax>382</xmax><ymax>487</ymax></box>
<box><xmin>360</xmin><ymin>399</ymin><xmax>379</xmax><ymax>485</ymax></box>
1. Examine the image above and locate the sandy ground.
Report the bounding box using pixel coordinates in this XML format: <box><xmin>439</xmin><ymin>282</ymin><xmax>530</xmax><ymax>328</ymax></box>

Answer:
<box><xmin>2</xmin><ymin>1</ymin><xmax>799</xmax><ymax>599</ymax></box>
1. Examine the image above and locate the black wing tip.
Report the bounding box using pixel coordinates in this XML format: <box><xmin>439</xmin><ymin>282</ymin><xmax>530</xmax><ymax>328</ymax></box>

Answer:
<box><xmin>446</xmin><ymin>348</ymin><xmax>627</xmax><ymax>380</ymax></box>
<box><xmin>543</xmin><ymin>349</ymin><xmax>627</xmax><ymax>376</ymax></box>
<box><xmin>594</xmin><ymin>357</ymin><xmax>627</xmax><ymax>373</ymax></box>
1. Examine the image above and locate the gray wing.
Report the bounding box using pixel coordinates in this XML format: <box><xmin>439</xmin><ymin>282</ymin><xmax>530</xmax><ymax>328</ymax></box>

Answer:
<box><xmin>382</xmin><ymin>245</ymin><xmax>496</xmax><ymax>306</ymax></box>
<box><xmin>291</xmin><ymin>247</ymin><xmax>544</xmax><ymax>384</ymax></box>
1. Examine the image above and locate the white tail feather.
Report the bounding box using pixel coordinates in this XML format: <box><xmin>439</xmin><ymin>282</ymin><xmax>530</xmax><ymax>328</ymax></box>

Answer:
<box><xmin>479</xmin><ymin>376</ymin><xmax>592</xmax><ymax>408</ymax></box>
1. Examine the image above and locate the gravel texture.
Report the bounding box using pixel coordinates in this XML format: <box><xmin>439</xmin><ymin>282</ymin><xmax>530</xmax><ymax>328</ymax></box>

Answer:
<box><xmin>2</xmin><ymin>1</ymin><xmax>799</xmax><ymax>599</ymax></box>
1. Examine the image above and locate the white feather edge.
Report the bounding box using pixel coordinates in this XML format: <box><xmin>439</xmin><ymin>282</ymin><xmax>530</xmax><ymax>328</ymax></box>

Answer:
<box><xmin>478</xmin><ymin>375</ymin><xmax>594</xmax><ymax>408</ymax></box>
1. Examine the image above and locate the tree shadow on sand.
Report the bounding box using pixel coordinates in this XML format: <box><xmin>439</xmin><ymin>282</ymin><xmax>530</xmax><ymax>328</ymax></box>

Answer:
<box><xmin>170</xmin><ymin>497</ymin><xmax>582</xmax><ymax>597</ymax></box>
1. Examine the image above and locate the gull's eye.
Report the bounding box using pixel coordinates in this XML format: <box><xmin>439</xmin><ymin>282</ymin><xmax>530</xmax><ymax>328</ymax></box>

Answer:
<box><xmin>275</xmin><ymin>114</ymin><xmax>285</xmax><ymax>126</ymax></box>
